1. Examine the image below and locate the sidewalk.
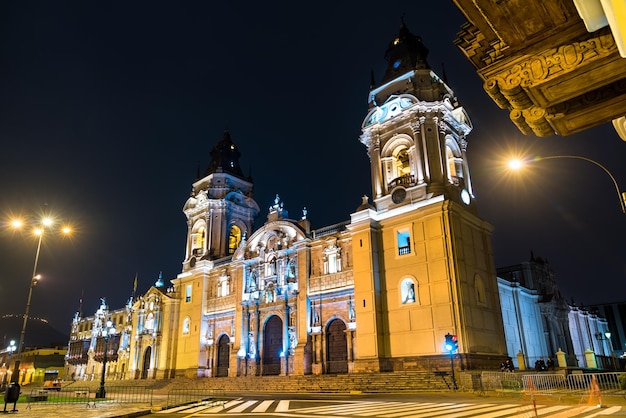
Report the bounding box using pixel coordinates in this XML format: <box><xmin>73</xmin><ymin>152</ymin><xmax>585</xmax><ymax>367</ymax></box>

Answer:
<box><xmin>1</xmin><ymin>402</ymin><xmax>152</xmax><ymax>418</ymax></box>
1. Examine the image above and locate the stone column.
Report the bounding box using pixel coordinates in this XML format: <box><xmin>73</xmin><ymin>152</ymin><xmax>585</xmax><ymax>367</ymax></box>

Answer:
<box><xmin>517</xmin><ymin>350</ymin><xmax>526</xmax><ymax>371</ymax></box>
<box><xmin>585</xmin><ymin>348</ymin><xmax>597</xmax><ymax>368</ymax></box>
<box><xmin>556</xmin><ymin>348</ymin><xmax>567</xmax><ymax>368</ymax></box>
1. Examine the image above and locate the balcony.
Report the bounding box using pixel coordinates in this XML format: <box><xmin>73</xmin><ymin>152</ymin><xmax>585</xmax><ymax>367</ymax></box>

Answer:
<box><xmin>389</xmin><ymin>174</ymin><xmax>415</xmax><ymax>189</ymax></box>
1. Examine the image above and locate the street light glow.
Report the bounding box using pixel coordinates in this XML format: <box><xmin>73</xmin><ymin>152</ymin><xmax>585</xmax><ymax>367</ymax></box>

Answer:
<box><xmin>507</xmin><ymin>158</ymin><xmax>524</xmax><ymax>170</ymax></box>
<box><xmin>8</xmin><ymin>215</ymin><xmax>73</xmax><ymax>237</ymax></box>
<box><xmin>506</xmin><ymin>155</ymin><xmax>626</xmax><ymax>213</ymax></box>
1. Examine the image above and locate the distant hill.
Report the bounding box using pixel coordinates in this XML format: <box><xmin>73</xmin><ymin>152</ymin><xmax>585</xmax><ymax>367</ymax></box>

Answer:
<box><xmin>0</xmin><ymin>315</ymin><xmax>69</xmax><ymax>348</ymax></box>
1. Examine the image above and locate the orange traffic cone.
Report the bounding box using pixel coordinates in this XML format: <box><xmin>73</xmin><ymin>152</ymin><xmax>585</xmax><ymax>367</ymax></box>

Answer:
<box><xmin>588</xmin><ymin>375</ymin><xmax>603</xmax><ymax>407</ymax></box>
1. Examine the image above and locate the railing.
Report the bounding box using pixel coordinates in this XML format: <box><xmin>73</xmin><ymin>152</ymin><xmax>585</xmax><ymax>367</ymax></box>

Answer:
<box><xmin>389</xmin><ymin>175</ymin><xmax>415</xmax><ymax>188</ymax></box>
<box><xmin>312</xmin><ymin>221</ymin><xmax>350</xmax><ymax>239</ymax></box>
<box><xmin>460</xmin><ymin>371</ymin><xmax>626</xmax><ymax>398</ymax></box>
<box><xmin>95</xmin><ymin>385</ymin><xmax>154</xmax><ymax>404</ymax></box>
<box><xmin>26</xmin><ymin>386</ymin><xmax>91</xmax><ymax>407</ymax></box>
<box><xmin>521</xmin><ymin>373</ymin><xmax>567</xmax><ymax>394</ymax></box>
<box><xmin>25</xmin><ymin>386</ymin><xmax>154</xmax><ymax>408</ymax></box>
<box><xmin>166</xmin><ymin>388</ymin><xmax>226</xmax><ymax>409</ymax></box>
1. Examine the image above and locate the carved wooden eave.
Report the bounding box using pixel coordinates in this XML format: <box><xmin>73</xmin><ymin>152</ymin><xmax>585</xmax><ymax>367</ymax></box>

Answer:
<box><xmin>452</xmin><ymin>0</ymin><xmax>626</xmax><ymax>138</ymax></box>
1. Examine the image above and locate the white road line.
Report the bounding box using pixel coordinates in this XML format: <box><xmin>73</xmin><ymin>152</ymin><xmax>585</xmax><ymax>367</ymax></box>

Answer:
<box><xmin>585</xmin><ymin>406</ymin><xmax>623</xmax><ymax>417</ymax></box>
<box><xmin>275</xmin><ymin>400</ymin><xmax>290</xmax><ymax>412</ymax></box>
<box><xmin>228</xmin><ymin>400</ymin><xmax>258</xmax><ymax>412</ymax></box>
<box><xmin>251</xmin><ymin>400</ymin><xmax>274</xmax><ymax>413</ymax></box>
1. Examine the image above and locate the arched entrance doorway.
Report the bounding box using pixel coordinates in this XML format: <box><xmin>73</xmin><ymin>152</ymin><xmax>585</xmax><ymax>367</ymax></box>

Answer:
<box><xmin>216</xmin><ymin>335</ymin><xmax>230</xmax><ymax>377</ymax></box>
<box><xmin>326</xmin><ymin>319</ymin><xmax>348</xmax><ymax>374</ymax></box>
<box><xmin>141</xmin><ymin>346</ymin><xmax>152</xmax><ymax>379</ymax></box>
<box><xmin>262</xmin><ymin>315</ymin><xmax>283</xmax><ymax>376</ymax></box>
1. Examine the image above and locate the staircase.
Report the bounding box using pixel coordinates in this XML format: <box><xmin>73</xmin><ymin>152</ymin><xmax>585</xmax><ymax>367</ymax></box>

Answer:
<box><xmin>56</xmin><ymin>371</ymin><xmax>452</xmax><ymax>394</ymax></box>
<box><xmin>154</xmin><ymin>371</ymin><xmax>444</xmax><ymax>393</ymax></box>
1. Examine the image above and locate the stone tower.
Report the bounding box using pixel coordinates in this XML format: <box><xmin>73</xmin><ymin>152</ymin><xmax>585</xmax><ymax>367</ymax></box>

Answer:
<box><xmin>182</xmin><ymin>130</ymin><xmax>260</xmax><ymax>269</ymax></box>
<box><xmin>350</xmin><ymin>21</ymin><xmax>507</xmax><ymax>371</ymax></box>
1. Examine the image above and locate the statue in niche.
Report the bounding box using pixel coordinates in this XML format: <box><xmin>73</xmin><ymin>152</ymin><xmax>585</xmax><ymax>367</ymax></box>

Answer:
<box><xmin>348</xmin><ymin>299</ymin><xmax>356</xmax><ymax>322</ymax></box>
<box><xmin>248</xmin><ymin>269</ymin><xmax>257</xmax><ymax>292</ymax></box>
<box><xmin>248</xmin><ymin>332</ymin><xmax>256</xmax><ymax>358</ymax></box>
<box><xmin>288</xmin><ymin>327</ymin><xmax>296</xmax><ymax>351</ymax></box>
<box><xmin>313</xmin><ymin>308</ymin><xmax>320</xmax><ymax>326</ymax></box>
<box><xmin>286</xmin><ymin>259</ymin><xmax>296</xmax><ymax>281</ymax></box>
<box><xmin>265</xmin><ymin>283</ymin><xmax>275</xmax><ymax>303</ymax></box>
<box><xmin>268</xmin><ymin>257</ymin><xmax>277</xmax><ymax>275</ymax></box>
<box><xmin>403</xmin><ymin>282</ymin><xmax>416</xmax><ymax>304</ymax></box>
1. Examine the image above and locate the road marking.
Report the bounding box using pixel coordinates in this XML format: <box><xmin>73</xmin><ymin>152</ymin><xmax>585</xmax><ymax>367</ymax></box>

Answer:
<box><xmin>275</xmin><ymin>400</ymin><xmax>290</xmax><ymax>412</ymax></box>
<box><xmin>157</xmin><ymin>398</ymin><xmax>623</xmax><ymax>417</ymax></box>
<box><xmin>227</xmin><ymin>400</ymin><xmax>258</xmax><ymax>412</ymax></box>
<box><xmin>252</xmin><ymin>400</ymin><xmax>275</xmax><ymax>412</ymax></box>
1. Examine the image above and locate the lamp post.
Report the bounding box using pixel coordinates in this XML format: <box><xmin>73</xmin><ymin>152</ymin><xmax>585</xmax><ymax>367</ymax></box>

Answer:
<box><xmin>95</xmin><ymin>319</ymin><xmax>115</xmax><ymax>399</ymax></box>
<box><xmin>605</xmin><ymin>331</ymin><xmax>617</xmax><ymax>370</ymax></box>
<box><xmin>508</xmin><ymin>155</ymin><xmax>626</xmax><ymax>213</ymax></box>
<box><xmin>10</xmin><ymin>216</ymin><xmax>72</xmax><ymax>385</ymax></box>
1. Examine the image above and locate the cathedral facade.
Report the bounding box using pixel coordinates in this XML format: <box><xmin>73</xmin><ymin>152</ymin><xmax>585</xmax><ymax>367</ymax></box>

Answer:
<box><xmin>65</xmin><ymin>22</ymin><xmax>508</xmax><ymax>381</ymax></box>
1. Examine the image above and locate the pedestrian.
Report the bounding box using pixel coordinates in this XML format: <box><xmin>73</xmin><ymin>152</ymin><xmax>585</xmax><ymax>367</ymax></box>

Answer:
<box><xmin>535</xmin><ymin>357</ymin><xmax>546</xmax><ymax>371</ymax></box>
<box><xmin>546</xmin><ymin>357</ymin><xmax>554</xmax><ymax>370</ymax></box>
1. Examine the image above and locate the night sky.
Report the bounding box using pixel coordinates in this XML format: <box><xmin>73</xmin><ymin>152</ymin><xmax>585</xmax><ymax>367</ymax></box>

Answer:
<box><xmin>1</xmin><ymin>1</ymin><xmax>625</xmax><ymax>337</ymax></box>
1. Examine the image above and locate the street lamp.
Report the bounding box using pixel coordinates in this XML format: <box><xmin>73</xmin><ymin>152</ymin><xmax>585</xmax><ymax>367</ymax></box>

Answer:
<box><xmin>605</xmin><ymin>331</ymin><xmax>614</xmax><ymax>355</ymax></box>
<box><xmin>508</xmin><ymin>155</ymin><xmax>626</xmax><ymax>213</ymax></box>
<box><xmin>95</xmin><ymin>319</ymin><xmax>115</xmax><ymax>399</ymax></box>
<box><xmin>9</xmin><ymin>215</ymin><xmax>71</xmax><ymax>385</ymax></box>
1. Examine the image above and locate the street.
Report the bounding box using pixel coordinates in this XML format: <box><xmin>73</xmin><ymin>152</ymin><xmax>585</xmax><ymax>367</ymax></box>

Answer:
<box><xmin>151</xmin><ymin>392</ymin><xmax>625</xmax><ymax>417</ymax></box>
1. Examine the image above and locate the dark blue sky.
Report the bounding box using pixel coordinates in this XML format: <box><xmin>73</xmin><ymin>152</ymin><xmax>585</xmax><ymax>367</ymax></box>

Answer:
<box><xmin>0</xmin><ymin>1</ymin><xmax>625</xmax><ymax>335</ymax></box>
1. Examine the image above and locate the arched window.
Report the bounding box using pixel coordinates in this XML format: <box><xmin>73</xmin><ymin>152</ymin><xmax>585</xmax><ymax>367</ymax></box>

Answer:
<box><xmin>229</xmin><ymin>225</ymin><xmax>241</xmax><ymax>254</ymax></box>
<box><xmin>401</xmin><ymin>278</ymin><xmax>417</xmax><ymax>304</ymax></box>
<box><xmin>182</xmin><ymin>317</ymin><xmax>190</xmax><ymax>335</ymax></box>
<box><xmin>393</xmin><ymin>148</ymin><xmax>411</xmax><ymax>178</ymax></box>
<box><xmin>445</xmin><ymin>139</ymin><xmax>464</xmax><ymax>186</ymax></box>
<box><xmin>191</xmin><ymin>224</ymin><xmax>205</xmax><ymax>255</ymax></box>
<box><xmin>447</xmin><ymin>146</ymin><xmax>457</xmax><ymax>179</ymax></box>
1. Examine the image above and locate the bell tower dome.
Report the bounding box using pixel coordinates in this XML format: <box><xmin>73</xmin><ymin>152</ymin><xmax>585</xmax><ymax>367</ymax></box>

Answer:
<box><xmin>361</xmin><ymin>20</ymin><xmax>474</xmax><ymax>213</ymax></box>
<box><xmin>182</xmin><ymin>131</ymin><xmax>260</xmax><ymax>271</ymax></box>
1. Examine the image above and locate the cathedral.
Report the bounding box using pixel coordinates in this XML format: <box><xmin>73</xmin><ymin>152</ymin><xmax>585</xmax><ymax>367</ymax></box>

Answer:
<box><xmin>66</xmin><ymin>21</ymin><xmax>508</xmax><ymax>382</ymax></box>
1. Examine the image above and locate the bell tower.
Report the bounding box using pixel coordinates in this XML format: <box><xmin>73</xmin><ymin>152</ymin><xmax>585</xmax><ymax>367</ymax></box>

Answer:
<box><xmin>350</xmin><ymin>21</ymin><xmax>507</xmax><ymax>372</ymax></box>
<box><xmin>361</xmin><ymin>20</ymin><xmax>474</xmax><ymax>211</ymax></box>
<box><xmin>182</xmin><ymin>131</ymin><xmax>260</xmax><ymax>271</ymax></box>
